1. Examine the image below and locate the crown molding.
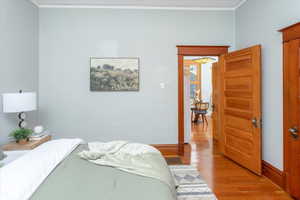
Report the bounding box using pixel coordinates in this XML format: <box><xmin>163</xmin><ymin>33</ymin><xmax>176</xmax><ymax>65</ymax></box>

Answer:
<box><xmin>37</xmin><ymin>5</ymin><xmax>236</xmax><ymax>10</ymax></box>
<box><xmin>30</xmin><ymin>0</ymin><xmax>247</xmax><ymax>10</ymax></box>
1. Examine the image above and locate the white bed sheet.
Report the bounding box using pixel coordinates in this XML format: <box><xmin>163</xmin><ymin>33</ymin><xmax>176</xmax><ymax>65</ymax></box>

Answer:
<box><xmin>0</xmin><ymin>138</ymin><xmax>83</xmax><ymax>200</ymax></box>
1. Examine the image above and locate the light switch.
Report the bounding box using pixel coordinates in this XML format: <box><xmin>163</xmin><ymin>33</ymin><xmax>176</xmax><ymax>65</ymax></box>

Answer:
<box><xmin>160</xmin><ymin>83</ymin><xmax>165</xmax><ymax>89</ymax></box>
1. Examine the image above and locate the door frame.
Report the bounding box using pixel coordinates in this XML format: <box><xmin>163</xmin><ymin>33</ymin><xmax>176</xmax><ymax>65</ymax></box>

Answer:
<box><xmin>211</xmin><ymin>62</ymin><xmax>220</xmax><ymax>142</ymax></box>
<box><xmin>280</xmin><ymin>22</ymin><xmax>300</xmax><ymax>192</ymax></box>
<box><xmin>177</xmin><ymin>45</ymin><xmax>230</xmax><ymax>155</ymax></box>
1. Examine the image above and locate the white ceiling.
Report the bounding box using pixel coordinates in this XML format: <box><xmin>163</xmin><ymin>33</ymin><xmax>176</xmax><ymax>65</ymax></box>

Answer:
<box><xmin>30</xmin><ymin>0</ymin><xmax>247</xmax><ymax>10</ymax></box>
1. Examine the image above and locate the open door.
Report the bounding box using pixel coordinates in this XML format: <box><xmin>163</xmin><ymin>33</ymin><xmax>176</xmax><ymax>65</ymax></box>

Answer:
<box><xmin>220</xmin><ymin>45</ymin><xmax>262</xmax><ymax>175</ymax></box>
<box><xmin>212</xmin><ymin>62</ymin><xmax>220</xmax><ymax>142</ymax></box>
<box><xmin>283</xmin><ymin>39</ymin><xmax>300</xmax><ymax>199</ymax></box>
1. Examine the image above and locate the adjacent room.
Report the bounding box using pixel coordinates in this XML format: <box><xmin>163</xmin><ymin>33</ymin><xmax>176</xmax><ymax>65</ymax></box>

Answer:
<box><xmin>1</xmin><ymin>0</ymin><xmax>300</xmax><ymax>199</ymax></box>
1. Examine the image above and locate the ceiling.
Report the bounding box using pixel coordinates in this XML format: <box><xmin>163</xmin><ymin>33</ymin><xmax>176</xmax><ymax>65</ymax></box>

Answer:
<box><xmin>30</xmin><ymin>0</ymin><xmax>247</xmax><ymax>10</ymax></box>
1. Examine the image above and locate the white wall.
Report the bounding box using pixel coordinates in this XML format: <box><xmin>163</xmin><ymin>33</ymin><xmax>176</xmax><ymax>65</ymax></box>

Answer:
<box><xmin>39</xmin><ymin>8</ymin><xmax>235</xmax><ymax>144</ymax></box>
<box><xmin>236</xmin><ymin>0</ymin><xmax>300</xmax><ymax>170</ymax></box>
<box><xmin>0</xmin><ymin>0</ymin><xmax>39</xmax><ymax>145</ymax></box>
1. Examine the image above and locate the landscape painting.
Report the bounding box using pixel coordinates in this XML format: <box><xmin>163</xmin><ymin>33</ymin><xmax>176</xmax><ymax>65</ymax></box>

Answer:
<box><xmin>90</xmin><ymin>58</ymin><xmax>139</xmax><ymax>91</ymax></box>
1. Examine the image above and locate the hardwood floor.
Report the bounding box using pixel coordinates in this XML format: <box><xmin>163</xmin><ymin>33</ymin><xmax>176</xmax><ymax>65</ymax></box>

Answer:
<box><xmin>190</xmin><ymin>118</ymin><xmax>292</xmax><ymax>200</ymax></box>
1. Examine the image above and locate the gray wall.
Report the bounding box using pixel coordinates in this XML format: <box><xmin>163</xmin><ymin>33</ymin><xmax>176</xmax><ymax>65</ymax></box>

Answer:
<box><xmin>236</xmin><ymin>0</ymin><xmax>300</xmax><ymax>170</ymax></box>
<box><xmin>0</xmin><ymin>0</ymin><xmax>39</xmax><ymax>145</ymax></box>
<box><xmin>39</xmin><ymin>9</ymin><xmax>235</xmax><ymax>144</ymax></box>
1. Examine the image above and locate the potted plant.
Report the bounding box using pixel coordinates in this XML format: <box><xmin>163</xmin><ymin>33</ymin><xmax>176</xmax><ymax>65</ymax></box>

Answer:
<box><xmin>10</xmin><ymin>128</ymin><xmax>33</xmax><ymax>144</ymax></box>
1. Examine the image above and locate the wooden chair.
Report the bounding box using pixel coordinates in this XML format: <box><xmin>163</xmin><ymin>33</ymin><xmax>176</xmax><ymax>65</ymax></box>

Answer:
<box><xmin>190</xmin><ymin>99</ymin><xmax>202</xmax><ymax>123</ymax></box>
<box><xmin>193</xmin><ymin>102</ymin><xmax>209</xmax><ymax>125</ymax></box>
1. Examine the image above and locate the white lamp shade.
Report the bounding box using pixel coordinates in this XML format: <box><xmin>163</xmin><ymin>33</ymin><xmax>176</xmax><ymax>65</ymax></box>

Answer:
<box><xmin>2</xmin><ymin>92</ymin><xmax>37</xmax><ymax>113</ymax></box>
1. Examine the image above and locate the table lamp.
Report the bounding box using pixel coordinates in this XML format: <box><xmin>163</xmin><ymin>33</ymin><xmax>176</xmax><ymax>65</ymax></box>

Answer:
<box><xmin>2</xmin><ymin>90</ymin><xmax>37</xmax><ymax>129</ymax></box>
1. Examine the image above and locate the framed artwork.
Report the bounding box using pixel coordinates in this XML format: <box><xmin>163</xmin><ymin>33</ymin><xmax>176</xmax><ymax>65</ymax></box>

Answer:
<box><xmin>90</xmin><ymin>57</ymin><xmax>139</xmax><ymax>91</ymax></box>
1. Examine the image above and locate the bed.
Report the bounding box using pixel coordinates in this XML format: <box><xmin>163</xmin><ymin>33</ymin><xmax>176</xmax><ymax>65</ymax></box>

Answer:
<box><xmin>0</xmin><ymin>139</ymin><xmax>177</xmax><ymax>200</ymax></box>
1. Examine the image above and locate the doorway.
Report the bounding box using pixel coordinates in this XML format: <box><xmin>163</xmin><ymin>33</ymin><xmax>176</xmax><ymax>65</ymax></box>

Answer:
<box><xmin>176</xmin><ymin>46</ymin><xmax>229</xmax><ymax>156</ymax></box>
<box><xmin>183</xmin><ymin>56</ymin><xmax>218</xmax><ymax>143</ymax></box>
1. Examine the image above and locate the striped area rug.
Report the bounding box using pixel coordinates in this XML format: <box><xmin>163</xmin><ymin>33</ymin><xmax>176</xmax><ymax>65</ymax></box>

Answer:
<box><xmin>169</xmin><ymin>165</ymin><xmax>217</xmax><ymax>200</ymax></box>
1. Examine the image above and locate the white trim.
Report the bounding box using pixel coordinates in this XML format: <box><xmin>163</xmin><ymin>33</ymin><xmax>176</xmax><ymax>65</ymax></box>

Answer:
<box><xmin>234</xmin><ymin>0</ymin><xmax>247</xmax><ymax>9</ymax></box>
<box><xmin>37</xmin><ymin>5</ymin><xmax>236</xmax><ymax>10</ymax></box>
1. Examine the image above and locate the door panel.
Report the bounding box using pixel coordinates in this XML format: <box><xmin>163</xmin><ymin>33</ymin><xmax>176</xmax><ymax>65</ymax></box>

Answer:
<box><xmin>283</xmin><ymin>39</ymin><xmax>300</xmax><ymax>199</ymax></box>
<box><xmin>226</xmin><ymin>135</ymin><xmax>253</xmax><ymax>155</ymax></box>
<box><xmin>212</xmin><ymin>62</ymin><xmax>220</xmax><ymax>142</ymax></box>
<box><xmin>220</xmin><ymin>45</ymin><xmax>262</xmax><ymax>175</ymax></box>
<box><xmin>226</xmin><ymin>98</ymin><xmax>252</xmax><ymax>111</ymax></box>
<box><xmin>224</xmin><ymin>109</ymin><xmax>252</xmax><ymax>119</ymax></box>
<box><xmin>225</xmin><ymin>77</ymin><xmax>252</xmax><ymax>91</ymax></box>
<box><xmin>225</xmin><ymin>127</ymin><xmax>253</xmax><ymax>142</ymax></box>
<box><xmin>225</xmin><ymin>115</ymin><xmax>252</xmax><ymax>132</ymax></box>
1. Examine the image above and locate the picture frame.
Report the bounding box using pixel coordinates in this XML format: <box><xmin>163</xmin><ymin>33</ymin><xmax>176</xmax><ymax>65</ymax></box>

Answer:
<box><xmin>90</xmin><ymin>57</ymin><xmax>140</xmax><ymax>92</ymax></box>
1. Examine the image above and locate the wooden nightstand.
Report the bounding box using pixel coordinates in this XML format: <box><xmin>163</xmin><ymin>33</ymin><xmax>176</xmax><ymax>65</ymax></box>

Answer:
<box><xmin>1</xmin><ymin>135</ymin><xmax>52</xmax><ymax>151</ymax></box>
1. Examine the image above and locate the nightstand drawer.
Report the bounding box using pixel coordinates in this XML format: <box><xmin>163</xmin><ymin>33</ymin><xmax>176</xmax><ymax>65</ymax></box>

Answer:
<box><xmin>1</xmin><ymin>135</ymin><xmax>51</xmax><ymax>151</ymax></box>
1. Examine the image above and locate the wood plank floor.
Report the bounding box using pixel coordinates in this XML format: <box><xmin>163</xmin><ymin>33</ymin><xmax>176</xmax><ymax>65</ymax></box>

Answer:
<box><xmin>190</xmin><ymin>118</ymin><xmax>293</xmax><ymax>200</ymax></box>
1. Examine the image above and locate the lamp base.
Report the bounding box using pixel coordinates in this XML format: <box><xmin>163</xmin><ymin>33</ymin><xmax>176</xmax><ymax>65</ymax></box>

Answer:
<box><xmin>18</xmin><ymin>112</ymin><xmax>27</xmax><ymax>129</ymax></box>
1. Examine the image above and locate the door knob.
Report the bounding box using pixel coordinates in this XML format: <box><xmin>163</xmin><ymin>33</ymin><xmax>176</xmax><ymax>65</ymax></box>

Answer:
<box><xmin>289</xmin><ymin>127</ymin><xmax>299</xmax><ymax>139</ymax></box>
<box><xmin>252</xmin><ymin>118</ymin><xmax>258</xmax><ymax>128</ymax></box>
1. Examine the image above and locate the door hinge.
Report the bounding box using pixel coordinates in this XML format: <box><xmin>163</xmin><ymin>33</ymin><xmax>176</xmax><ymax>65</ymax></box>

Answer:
<box><xmin>260</xmin><ymin>119</ymin><xmax>263</xmax><ymax>128</ymax></box>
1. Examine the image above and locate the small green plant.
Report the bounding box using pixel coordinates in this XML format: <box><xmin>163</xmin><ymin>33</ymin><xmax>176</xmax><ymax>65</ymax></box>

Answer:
<box><xmin>10</xmin><ymin>128</ymin><xmax>33</xmax><ymax>143</ymax></box>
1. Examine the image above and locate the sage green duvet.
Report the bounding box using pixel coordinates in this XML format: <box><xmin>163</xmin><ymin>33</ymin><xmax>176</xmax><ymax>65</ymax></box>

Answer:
<box><xmin>30</xmin><ymin>145</ymin><xmax>175</xmax><ymax>200</ymax></box>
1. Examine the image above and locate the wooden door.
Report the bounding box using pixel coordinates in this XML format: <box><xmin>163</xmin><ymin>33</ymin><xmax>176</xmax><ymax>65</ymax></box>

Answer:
<box><xmin>283</xmin><ymin>39</ymin><xmax>300</xmax><ymax>199</ymax></box>
<box><xmin>212</xmin><ymin>62</ymin><xmax>220</xmax><ymax>141</ymax></box>
<box><xmin>220</xmin><ymin>45</ymin><xmax>262</xmax><ymax>175</ymax></box>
